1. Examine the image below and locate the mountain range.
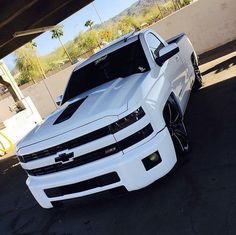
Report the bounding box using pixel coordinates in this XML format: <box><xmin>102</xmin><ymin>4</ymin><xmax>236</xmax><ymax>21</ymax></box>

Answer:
<box><xmin>111</xmin><ymin>0</ymin><xmax>167</xmax><ymax>21</ymax></box>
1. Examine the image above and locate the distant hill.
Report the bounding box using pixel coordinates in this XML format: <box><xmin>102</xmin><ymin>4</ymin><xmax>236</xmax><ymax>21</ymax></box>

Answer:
<box><xmin>111</xmin><ymin>0</ymin><xmax>166</xmax><ymax>22</ymax></box>
<box><xmin>93</xmin><ymin>0</ymin><xmax>167</xmax><ymax>28</ymax></box>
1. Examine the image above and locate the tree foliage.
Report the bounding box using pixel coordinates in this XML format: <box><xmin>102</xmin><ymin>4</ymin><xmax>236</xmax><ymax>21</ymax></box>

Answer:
<box><xmin>15</xmin><ymin>42</ymin><xmax>40</xmax><ymax>85</ymax></box>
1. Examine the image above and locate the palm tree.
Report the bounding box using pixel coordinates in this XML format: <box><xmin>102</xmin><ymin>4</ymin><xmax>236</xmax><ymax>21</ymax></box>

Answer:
<box><xmin>51</xmin><ymin>28</ymin><xmax>73</xmax><ymax>64</ymax></box>
<box><xmin>84</xmin><ymin>20</ymin><xmax>94</xmax><ymax>30</ymax></box>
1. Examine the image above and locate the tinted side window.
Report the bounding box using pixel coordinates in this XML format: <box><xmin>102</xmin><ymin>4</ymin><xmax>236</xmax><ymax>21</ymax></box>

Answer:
<box><xmin>146</xmin><ymin>33</ymin><xmax>165</xmax><ymax>59</ymax></box>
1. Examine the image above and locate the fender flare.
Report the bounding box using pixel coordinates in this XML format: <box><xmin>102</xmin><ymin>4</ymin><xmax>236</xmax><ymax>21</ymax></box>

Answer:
<box><xmin>164</xmin><ymin>92</ymin><xmax>183</xmax><ymax>118</ymax></box>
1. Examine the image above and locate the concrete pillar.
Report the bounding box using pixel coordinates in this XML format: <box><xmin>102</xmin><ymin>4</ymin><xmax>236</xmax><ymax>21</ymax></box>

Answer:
<box><xmin>0</xmin><ymin>59</ymin><xmax>25</xmax><ymax>110</ymax></box>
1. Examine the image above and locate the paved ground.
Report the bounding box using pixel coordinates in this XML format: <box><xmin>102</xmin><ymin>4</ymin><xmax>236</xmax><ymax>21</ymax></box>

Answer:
<box><xmin>0</xmin><ymin>51</ymin><xmax>236</xmax><ymax>235</ymax></box>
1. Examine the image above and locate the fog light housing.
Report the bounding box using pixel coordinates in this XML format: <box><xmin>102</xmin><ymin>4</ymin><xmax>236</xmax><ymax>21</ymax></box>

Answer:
<box><xmin>142</xmin><ymin>152</ymin><xmax>162</xmax><ymax>171</ymax></box>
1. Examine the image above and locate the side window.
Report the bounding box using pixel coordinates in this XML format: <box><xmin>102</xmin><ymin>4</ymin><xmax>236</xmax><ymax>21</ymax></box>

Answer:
<box><xmin>146</xmin><ymin>33</ymin><xmax>165</xmax><ymax>60</ymax></box>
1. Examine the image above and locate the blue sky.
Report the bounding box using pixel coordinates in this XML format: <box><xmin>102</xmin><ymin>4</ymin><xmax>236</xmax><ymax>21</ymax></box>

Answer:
<box><xmin>3</xmin><ymin>0</ymin><xmax>138</xmax><ymax>70</ymax></box>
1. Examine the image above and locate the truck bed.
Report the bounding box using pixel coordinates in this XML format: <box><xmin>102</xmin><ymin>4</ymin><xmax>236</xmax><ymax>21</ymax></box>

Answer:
<box><xmin>167</xmin><ymin>33</ymin><xmax>186</xmax><ymax>44</ymax></box>
<box><xmin>167</xmin><ymin>33</ymin><xmax>195</xmax><ymax>69</ymax></box>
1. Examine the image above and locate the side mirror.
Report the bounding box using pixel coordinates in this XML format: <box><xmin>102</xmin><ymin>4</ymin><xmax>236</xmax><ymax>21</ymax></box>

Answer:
<box><xmin>55</xmin><ymin>95</ymin><xmax>63</xmax><ymax>106</ymax></box>
<box><xmin>155</xmin><ymin>43</ymin><xmax>179</xmax><ymax>66</ymax></box>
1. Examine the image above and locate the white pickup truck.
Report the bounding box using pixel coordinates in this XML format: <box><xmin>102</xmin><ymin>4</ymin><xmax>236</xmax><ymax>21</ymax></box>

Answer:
<box><xmin>17</xmin><ymin>29</ymin><xmax>202</xmax><ymax>208</ymax></box>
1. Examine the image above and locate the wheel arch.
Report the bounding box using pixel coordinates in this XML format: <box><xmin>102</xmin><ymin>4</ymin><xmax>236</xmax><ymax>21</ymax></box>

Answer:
<box><xmin>164</xmin><ymin>92</ymin><xmax>183</xmax><ymax>119</ymax></box>
<box><xmin>191</xmin><ymin>52</ymin><xmax>198</xmax><ymax>66</ymax></box>
<box><xmin>163</xmin><ymin>92</ymin><xmax>189</xmax><ymax>156</ymax></box>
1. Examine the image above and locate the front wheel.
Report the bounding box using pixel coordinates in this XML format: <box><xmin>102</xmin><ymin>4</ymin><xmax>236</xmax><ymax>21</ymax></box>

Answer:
<box><xmin>163</xmin><ymin>98</ymin><xmax>189</xmax><ymax>158</ymax></box>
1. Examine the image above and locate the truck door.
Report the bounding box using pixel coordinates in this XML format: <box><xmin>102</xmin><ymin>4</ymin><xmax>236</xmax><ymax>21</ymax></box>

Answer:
<box><xmin>145</xmin><ymin>33</ymin><xmax>187</xmax><ymax>113</ymax></box>
<box><xmin>164</xmin><ymin>52</ymin><xmax>187</xmax><ymax>113</ymax></box>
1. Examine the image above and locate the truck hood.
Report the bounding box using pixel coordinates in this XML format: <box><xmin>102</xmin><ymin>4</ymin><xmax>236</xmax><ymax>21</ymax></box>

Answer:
<box><xmin>18</xmin><ymin>73</ymin><xmax>148</xmax><ymax>148</ymax></box>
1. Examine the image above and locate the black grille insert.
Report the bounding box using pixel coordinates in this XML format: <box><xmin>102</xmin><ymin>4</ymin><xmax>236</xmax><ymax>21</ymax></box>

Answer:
<box><xmin>26</xmin><ymin>124</ymin><xmax>153</xmax><ymax>176</ymax></box>
<box><xmin>19</xmin><ymin>126</ymin><xmax>110</xmax><ymax>163</ymax></box>
<box><xmin>45</xmin><ymin>172</ymin><xmax>120</xmax><ymax>198</ymax></box>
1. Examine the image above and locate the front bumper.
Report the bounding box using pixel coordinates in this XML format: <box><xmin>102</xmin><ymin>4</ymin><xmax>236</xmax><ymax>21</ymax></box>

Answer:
<box><xmin>27</xmin><ymin>127</ymin><xmax>176</xmax><ymax>208</ymax></box>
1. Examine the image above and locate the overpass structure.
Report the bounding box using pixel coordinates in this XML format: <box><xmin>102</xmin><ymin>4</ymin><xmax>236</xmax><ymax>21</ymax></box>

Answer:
<box><xmin>0</xmin><ymin>0</ymin><xmax>93</xmax><ymax>153</ymax></box>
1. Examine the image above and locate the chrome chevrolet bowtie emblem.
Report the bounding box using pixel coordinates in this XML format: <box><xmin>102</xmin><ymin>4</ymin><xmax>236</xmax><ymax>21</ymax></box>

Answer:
<box><xmin>55</xmin><ymin>151</ymin><xmax>74</xmax><ymax>163</ymax></box>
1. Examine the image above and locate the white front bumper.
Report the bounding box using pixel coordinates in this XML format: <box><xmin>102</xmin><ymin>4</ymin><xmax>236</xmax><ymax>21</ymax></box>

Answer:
<box><xmin>27</xmin><ymin>127</ymin><xmax>177</xmax><ymax>208</ymax></box>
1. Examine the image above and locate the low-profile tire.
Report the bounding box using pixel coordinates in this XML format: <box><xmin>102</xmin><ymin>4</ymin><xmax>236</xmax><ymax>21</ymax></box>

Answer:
<box><xmin>192</xmin><ymin>56</ymin><xmax>203</xmax><ymax>91</ymax></box>
<box><xmin>163</xmin><ymin>97</ymin><xmax>189</xmax><ymax>159</ymax></box>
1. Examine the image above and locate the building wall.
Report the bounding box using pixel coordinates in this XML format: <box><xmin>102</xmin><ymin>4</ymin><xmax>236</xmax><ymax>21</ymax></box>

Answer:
<box><xmin>1</xmin><ymin>0</ymin><xmax>236</xmax><ymax>121</ymax></box>
<box><xmin>149</xmin><ymin>0</ymin><xmax>236</xmax><ymax>54</ymax></box>
<box><xmin>0</xmin><ymin>96</ymin><xmax>15</xmax><ymax>121</ymax></box>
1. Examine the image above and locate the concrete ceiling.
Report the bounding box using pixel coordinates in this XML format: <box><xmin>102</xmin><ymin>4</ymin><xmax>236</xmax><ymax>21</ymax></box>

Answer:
<box><xmin>0</xmin><ymin>0</ymin><xmax>93</xmax><ymax>59</ymax></box>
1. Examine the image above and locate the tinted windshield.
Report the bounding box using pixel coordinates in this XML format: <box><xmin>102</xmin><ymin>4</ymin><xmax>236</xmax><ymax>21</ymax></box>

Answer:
<box><xmin>62</xmin><ymin>39</ymin><xmax>150</xmax><ymax>104</ymax></box>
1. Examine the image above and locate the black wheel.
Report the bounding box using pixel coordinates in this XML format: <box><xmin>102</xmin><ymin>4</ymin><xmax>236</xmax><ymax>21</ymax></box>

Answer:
<box><xmin>163</xmin><ymin>98</ymin><xmax>189</xmax><ymax>157</ymax></box>
<box><xmin>192</xmin><ymin>56</ymin><xmax>203</xmax><ymax>91</ymax></box>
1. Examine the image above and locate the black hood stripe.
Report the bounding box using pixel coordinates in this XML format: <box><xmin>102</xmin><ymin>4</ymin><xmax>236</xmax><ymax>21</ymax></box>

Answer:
<box><xmin>53</xmin><ymin>96</ymin><xmax>88</xmax><ymax>125</ymax></box>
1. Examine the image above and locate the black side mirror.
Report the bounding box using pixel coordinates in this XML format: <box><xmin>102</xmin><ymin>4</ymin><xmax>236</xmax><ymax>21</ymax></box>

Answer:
<box><xmin>155</xmin><ymin>43</ymin><xmax>179</xmax><ymax>66</ymax></box>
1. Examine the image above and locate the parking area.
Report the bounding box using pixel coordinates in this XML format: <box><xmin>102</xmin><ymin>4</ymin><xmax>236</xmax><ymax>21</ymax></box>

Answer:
<box><xmin>0</xmin><ymin>50</ymin><xmax>236</xmax><ymax>235</ymax></box>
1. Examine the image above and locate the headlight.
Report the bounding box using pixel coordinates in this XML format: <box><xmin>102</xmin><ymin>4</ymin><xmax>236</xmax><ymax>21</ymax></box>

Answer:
<box><xmin>109</xmin><ymin>107</ymin><xmax>145</xmax><ymax>134</ymax></box>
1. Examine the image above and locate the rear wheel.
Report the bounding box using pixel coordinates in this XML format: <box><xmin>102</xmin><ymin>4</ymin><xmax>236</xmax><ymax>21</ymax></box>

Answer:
<box><xmin>163</xmin><ymin>98</ymin><xmax>189</xmax><ymax>158</ymax></box>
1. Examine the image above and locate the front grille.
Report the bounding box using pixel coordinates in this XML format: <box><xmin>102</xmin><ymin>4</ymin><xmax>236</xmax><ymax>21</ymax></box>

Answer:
<box><xmin>18</xmin><ymin>107</ymin><xmax>145</xmax><ymax>163</ymax></box>
<box><xmin>27</xmin><ymin>124</ymin><xmax>153</xmax><ymax>176</ymax></box>
<box><xmin>44</xmin><ymin>172</ymin><xmax>120</xmax><ymax>198</ymax></box>
<box><xmin>18</xmin><ymin>126</ymin><xmax>110</xmax><ymax>163</ymax></box>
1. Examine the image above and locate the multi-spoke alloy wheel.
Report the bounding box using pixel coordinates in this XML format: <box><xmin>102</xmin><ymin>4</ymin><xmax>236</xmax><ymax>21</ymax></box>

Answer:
<box><xmin>164</xmin><ymin>98</ymin><xmax>189</xmax><ymax>157</ymax></box>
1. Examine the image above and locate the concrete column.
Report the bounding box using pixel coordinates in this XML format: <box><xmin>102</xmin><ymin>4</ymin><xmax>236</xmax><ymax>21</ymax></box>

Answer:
<box><xmin>0</xmin><ymin>59</ymin><xmax>25</xmax><ymax>110</ymax></box>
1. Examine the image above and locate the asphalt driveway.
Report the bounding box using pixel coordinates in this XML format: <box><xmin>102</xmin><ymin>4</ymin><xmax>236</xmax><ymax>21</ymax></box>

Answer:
<box><xmin>0</xmin><ymin>50</ymin><xmax>236</xmax><ymax>235</ymax></box>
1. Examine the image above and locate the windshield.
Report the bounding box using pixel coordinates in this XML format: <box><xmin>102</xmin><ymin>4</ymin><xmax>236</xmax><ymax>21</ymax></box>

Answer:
<box><xmin>62</xmin><ymin>39</ymin><xmax>150</xmax><ymax>104</ymax></box>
